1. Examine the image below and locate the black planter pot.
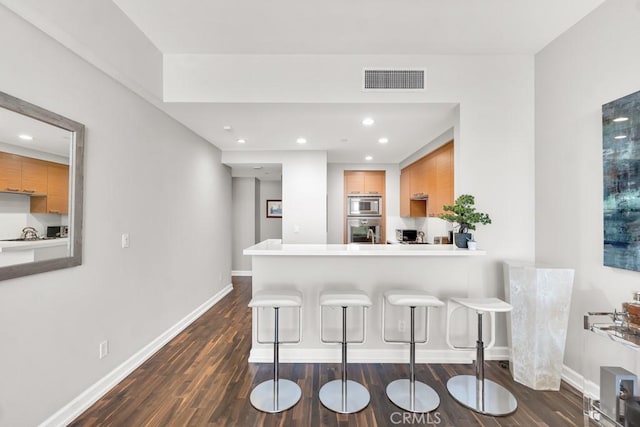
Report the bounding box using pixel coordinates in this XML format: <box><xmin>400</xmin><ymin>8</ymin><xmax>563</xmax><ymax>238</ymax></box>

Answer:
<box><xmin>454</xmin><ymin>233</ymin><xmax>472</xmax><ymax>248</ymax></box>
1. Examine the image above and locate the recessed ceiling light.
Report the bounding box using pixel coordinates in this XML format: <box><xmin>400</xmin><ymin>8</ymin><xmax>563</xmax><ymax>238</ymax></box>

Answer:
<box><xmin>365</xmin><ymin>155</ymin><xmax>373</xmax><ymax>161</ymax></box>
<box><xmin>614</xmin><ymin>135</ymin><xmax>628</xmax><ymax>139</ymax></box>
<box><xmin>613</xmin><ymin>117</ymin><xmax>629</xmax><ymax>122</ymax></box>
<box><xmin>18</xmin><ymin>134</ymin><xmax>33</xmax><ymax>141</ymax></box>
<box><xmin>362</xmin><ymin>117</ymin><xmax>374</xmax><ymax>126</ymax></box>
<box><xmin>296</xmin><ymin>138</ymin><xmax>307</xmax><ymax>144</ymax></box>
<box><xmin>378</xmin><ymin>137</ymin><xmax>389</xmax><ymax>144</ymax></box>
<box><xmin>237</xmin><ymin>139</ymin><xmax>246</xmax><ymax>144</ymax></box>
<box><xmin>223</xmin><ymin>125</ymin><xmax>232</xmax><ymax>131</ymax></box>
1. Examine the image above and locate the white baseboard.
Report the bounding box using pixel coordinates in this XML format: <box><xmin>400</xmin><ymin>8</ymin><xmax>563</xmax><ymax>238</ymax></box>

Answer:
<box><xmin>562</xmin><ymin>364</ymin><xmax>598</xmax><ymax>399</ymax></box>
<box><xmin>248</xmin><ymin>346</ymin><xmax>509</xmax><ymax>364</ymax></box>
<box><xmin>232</xmin><ymin>270</ymin><xmax>252</xmax><ymax>276</ymax></box>
<box><xmin>39</xmin><ymin>283</ymin><xmax>234</xmax><ymax>427</ymax></box>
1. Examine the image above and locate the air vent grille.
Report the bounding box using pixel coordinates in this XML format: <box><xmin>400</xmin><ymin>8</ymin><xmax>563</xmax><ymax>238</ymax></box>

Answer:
<box><xmin>363</xmin><ymin>69</ymin><xmax>425</xmax><ymax>90</ymax></box>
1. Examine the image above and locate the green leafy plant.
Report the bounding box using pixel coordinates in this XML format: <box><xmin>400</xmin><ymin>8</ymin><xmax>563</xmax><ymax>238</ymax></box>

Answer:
<box><xmin>438</xmin><ymin>194</ymin><xmax>492</xmax><ymax>234</ymax></box>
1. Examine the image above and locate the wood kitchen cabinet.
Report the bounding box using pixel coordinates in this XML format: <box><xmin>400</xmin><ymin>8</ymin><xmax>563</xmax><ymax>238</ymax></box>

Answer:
<box><xmin>0</xmin><ymin>152</ymin><xmax>48</xmax><ymax>195</ymax></box>
<box><xmin>0</xmin><ymin>151</ymin><xmax>69</xmax><ymax>214</ymax></box>
<box><xmin>431</xmin><ymin>144</ymin><xmax>453</xmax><ymax>216</ymax></box>
<box><xmin>0</xmin><ymin>152</ymin><xmax>22</xmax><ymax>192</ymax></box>
<box><xmin>47</xmin><ymin>164</ymin><xmax>69</xmax><ymax>214</ymax></box>
<box><xmin>400</xmin><ymin>164</ymin><xmax>427</xmax><ymax>217</ymax></box>
<box><xmin>20</xmin><ymin>158</ymin><xmax>48</xmax><ymax>195</ymax></box>
<box><xmin>345</xmin><ymin>170</ymin><xmax>385</xmax><ymax>194</ymax></box>
<box><xmin>31</xmin><ymin>163</ymin><xmax>69</xmax><ymax>214</ymax></box>
<box><xmin>400</xmin><ymin>141</ymin><xmax>453</xmax><ymax>217</ymax></box>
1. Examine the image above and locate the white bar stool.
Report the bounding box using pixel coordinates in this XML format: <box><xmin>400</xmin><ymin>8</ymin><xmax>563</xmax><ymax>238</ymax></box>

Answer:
<box><xmin>319</xmin><ymin>290</ymin><xmax>372</xmax><ymax>414</ymax></box>
<box><xmin>445</xmin><ymin>297</ymin><xmax>518</xmax><ymax>416</ymax></box>
<box><xmin>383</xmin><ymin>290</ymin><xmax>444</xmax><ymax>413</ymax></box>
<box><xmin>248</xmin><ymin>290</ymin><xmax>302</xmax><ymax>413</ymax></box>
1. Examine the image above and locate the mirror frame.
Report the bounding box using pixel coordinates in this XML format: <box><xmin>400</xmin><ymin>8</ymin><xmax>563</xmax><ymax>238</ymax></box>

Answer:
<box><xmin>0</xmin><ymin>91</ymin><xmax>84</xmax><ymax>281</ymax></box>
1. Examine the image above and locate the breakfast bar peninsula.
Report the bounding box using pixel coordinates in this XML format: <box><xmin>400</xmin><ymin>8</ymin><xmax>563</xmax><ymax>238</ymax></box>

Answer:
<box><xmin>244</xmin><ymin>240</ymin><xmax>500</xmax><ymax>364</ymax></box>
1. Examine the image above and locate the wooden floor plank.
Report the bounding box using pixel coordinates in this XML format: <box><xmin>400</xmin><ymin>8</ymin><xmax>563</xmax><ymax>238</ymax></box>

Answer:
<box><xmin>70</xmin><ymin>276</ymin><xmax>585</xmax><ymax>426</ymax></box>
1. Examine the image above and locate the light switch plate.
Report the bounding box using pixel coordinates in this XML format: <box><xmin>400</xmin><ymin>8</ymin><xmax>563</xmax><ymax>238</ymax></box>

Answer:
<box><xmin>121</xmin><ymin>233</ymin><xmax>130</xmax><ymax>248</ymax></box>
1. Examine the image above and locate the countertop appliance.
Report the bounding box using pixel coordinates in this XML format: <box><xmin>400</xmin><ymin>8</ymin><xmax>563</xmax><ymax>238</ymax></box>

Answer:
<box><xmin>347</xmin><ymin>195</ymin><xmax>382</xmax><ymax>217</ymax></box>
<box><xmin>47</xmin><ymin>225</ymin><xmax>69</xmax><ymax>238</ymax></box>
<box><xmin>396</xmin><ymin>229</ymin><xmax>418</xmax><ymax>242</ymax></box>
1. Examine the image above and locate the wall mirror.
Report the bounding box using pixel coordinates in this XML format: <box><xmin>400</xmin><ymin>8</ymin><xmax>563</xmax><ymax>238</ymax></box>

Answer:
<box><xmin>0</xmin><ymin>91</ymin><xmax>84</xmax><ymax>281</ymax></box>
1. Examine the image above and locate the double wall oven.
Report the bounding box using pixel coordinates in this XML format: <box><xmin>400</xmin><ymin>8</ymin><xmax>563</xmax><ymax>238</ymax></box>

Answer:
<box><xmin>346</xmin><ymin>195</ymin><xmax>382</xmax><ymax>244</ymax></box>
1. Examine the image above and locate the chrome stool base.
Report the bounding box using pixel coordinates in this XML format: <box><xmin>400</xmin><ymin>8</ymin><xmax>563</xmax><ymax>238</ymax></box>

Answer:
<box><xmin>250</xmin><ymin>379</ymin><xmax>302</xmax><ymax>413</ymax></box>
<box><xmin>447</xmin><ymin>375</ymin><xmax>517</xmax><ymax>416</ymax></box>
<box><xmin>386</xmin><ymin>379</ymin><xmax>440</xmax><ymax>413</ymax></box>
<box><xmin>319</xmin><ymin>379</ymin><xmax>370</xmax><ymax>414</ymax></box>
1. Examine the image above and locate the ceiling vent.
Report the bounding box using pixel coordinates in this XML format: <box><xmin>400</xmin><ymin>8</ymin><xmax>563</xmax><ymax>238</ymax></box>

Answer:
<box><xmin>363</xmin><ymin>69</ymin><xmax>425</xmax><ymax>91</ymax></box>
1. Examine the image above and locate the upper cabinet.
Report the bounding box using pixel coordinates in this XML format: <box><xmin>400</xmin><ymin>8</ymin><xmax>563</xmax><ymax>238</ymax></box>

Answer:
<box><xmin>400</xmin><ymin>141</ymin><xmax>454</xmax><ymax>217</ymax></box>
<box><xmin>0</xmin><ymin>152</ymin><xmax>47</xmax><ymax>195</ymax></box>
<box><xmin>20</xmin><ymin>158</ymin><xmax>48</xmax><ymax>195</ymax></box>
<box><xmin>400</xmin><ymin>164</ymin><xmax>427</xmax><ymax>217</ymax></box>
<box><xmin>31</xmin><ymin>164</ymin><xmax>69</xmax><ymax>214</ymax></box>
<box><xmin>46</xmin><ymin>164</ymin><xmax>69</xmax><ymax>214</ymax></box>
<box><xmin>0</xmin><ymin>152</ymin><xmax>22</xmax><ymax>192</ymax></box>
<box><xmin>345</xmin><ymin>170</ymin><xmax>385</xmax><ymax>194</ymax></box>
<box><xmin>0</xmin><ymin>151</ymin><xmax>69</xmax><ymax>213</ymax></box>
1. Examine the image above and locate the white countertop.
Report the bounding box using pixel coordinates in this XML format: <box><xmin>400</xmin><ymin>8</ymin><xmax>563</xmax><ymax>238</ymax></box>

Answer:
<box><xmin>0</xmin><ymin>238</ymin><xmax>69</xmax><ymax>253</ymax></box>
<box><xmin>244</xmin><ymin>239</ymin><xmax>486</xmax><ymax>256</ymax></box>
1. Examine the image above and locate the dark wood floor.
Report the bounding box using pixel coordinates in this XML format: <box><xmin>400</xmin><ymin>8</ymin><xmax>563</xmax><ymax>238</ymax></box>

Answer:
<box><xmin>71</xmin><ymin>276</ymin><xmax>585</xmax><ymax>426</ymax></box>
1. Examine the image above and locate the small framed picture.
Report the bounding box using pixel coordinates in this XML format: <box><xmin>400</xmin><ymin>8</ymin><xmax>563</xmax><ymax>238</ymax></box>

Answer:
<box><xmin>266</xmin><ymin>200</ymin><xmax>282</xmax><ymax>218</ymax></box>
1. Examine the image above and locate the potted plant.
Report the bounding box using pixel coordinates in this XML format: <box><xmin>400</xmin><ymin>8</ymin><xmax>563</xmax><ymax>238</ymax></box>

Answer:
<box><xmin>438</xmin><ymin>194</ymin><xmax>492</xmax><ymax>248</ymax></box>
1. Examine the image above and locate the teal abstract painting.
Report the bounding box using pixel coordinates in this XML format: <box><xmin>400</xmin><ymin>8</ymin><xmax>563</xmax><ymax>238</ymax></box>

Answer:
<box><xmin>603</xmin><ymin>90</ymin><xmax>640</xmax><ymax>271</ymax></box>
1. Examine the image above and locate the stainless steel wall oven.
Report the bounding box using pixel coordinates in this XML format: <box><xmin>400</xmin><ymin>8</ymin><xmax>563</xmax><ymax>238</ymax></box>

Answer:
<box><xmin>347</xmin><ymin>217</ymin><xmax>382</xmax><ymax>244</ymax></box>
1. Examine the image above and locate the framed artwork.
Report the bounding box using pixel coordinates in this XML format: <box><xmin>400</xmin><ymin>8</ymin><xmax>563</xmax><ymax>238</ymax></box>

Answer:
<box><xmin>266</xmin><ymin>200</ymin><xmax>282</xmax><ymax>218</ymax></box>
<box><xmin>603</xmin><ymin>89</ymin><xmax>640</xmax><ymax>271</ymax></box>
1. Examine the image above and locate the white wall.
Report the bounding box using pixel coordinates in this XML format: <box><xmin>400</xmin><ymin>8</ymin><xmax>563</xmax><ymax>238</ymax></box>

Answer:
<box><xmin>259</xmin><ymin>180</ymin><xmax>282</xmax><ymax>241</ymax></box>
<box><xmin>231</xmin><ymin>177</ymin><xmax>258</xmax><ymax>272</ymax></box>
<box><xmin>0</xmin><ymin>5</ymin><xmax>231</xmax><ymax>426</ymax></box>
<box><xmin>222</xmin><ymin>150</ymin><xmax>328</xmax><ymax>244</ymax></box>
<box><xmin>535</xmin><ymin>0</ymin><xmax>640</xmax><ymax>381</ymax></box>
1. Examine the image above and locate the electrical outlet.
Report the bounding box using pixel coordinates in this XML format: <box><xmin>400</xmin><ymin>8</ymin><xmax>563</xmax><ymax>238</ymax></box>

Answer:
<box><xmin>219</xmin><ymin>272</ymin><xmax>223</xmax><ymax>283</ymax></box>
<box><xmin>99</xmin><ymin>340</ymin><xmax>109</xmax><ymax>359</ymax></box>
<box><xmin>398</xmin><ymin>320</ymin><xmax>405</xmax><ymax>333</ymax></box>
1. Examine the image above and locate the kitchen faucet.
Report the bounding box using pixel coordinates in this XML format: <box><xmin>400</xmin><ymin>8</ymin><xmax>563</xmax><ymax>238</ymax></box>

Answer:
<box><xmin>366</xmin><ymin>229</ymin><xmax>376</xmax><ymax>244</ymax></box>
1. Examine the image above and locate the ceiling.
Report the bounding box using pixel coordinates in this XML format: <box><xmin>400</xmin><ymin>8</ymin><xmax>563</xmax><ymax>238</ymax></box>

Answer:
<box><xmin>161</xmin><ymin>102</ymin><xmax>458</xmax><ymax>164</ymax></box>
<box><xmin>109</xmin><ymin>0</ymin><xmax>605</xmax><ymax>172</ymax></box>
<box><xmin>0</xmin><ymin>106</ymin><xmax>70</xmax><ymax>158</ymax></box>
<box><xmin>112</xmin><ymin>0</ymin><xmax>604</xmax><ymax>55</ymax></box>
